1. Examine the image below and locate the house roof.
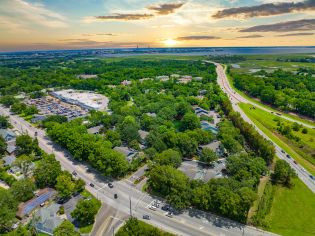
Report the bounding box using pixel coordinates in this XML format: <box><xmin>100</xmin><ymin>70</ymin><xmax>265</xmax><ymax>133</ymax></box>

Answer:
<box><xmin>113</xmin><ymin>146</ymin><xmax>135</xmax><ymax>157</ymax></box>
<box><xmin>0</xmin><ymin>129</ymin><xmax>16</xmax><ymax>140</ymax></box>
<box><xmin>35</xmin><ymin>203</ymin><xmax>63</xmax><ymax>233</ymax></box>
<box><xmin>138</xmin><ymin>130</ymin><xmax>149</xmax><ymax>140</ymax></box>
<box><xmin>199</xmin><ymin>141</ymin><xmax>221</xmax><ymax>152</ymax></box>
<box><xmin>87</xmin><ymin>125</ymin><xmax>103</xmax><ymax>134</ymax></box>
<box><xmin>3</xmin><ymin>156</ymin><xmax>16</xmax><ymax>166</ymax></box>
<box><xmin>6</xmin><ymin>145</ymin><xmax>16</xmax><ymax>154</ymax></box>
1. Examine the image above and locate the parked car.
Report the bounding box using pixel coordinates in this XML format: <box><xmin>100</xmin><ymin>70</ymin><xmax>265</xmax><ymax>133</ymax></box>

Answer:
<box><xmin>149</xmin><ymin>205</ymin><xmax>157</xmax><ymax>211</ymax></box>
<box><xmin>114</xmin><ymin>193</ymin><xmax>118</xmax><ymax>199</ymax></box>
<box><xmin>89</xmin><ymin>183</ymin><xmax>95</xmax><ymax>187</ymax></box>
<box><xmin>143</xmin><ymin>214</ymin><xmax>151</xmax><ymax>220</ymax></box>
<box><xmin>108</xmin><ymin>183</ymin><xmax>114</xmax><ymax>188</ymax></box>
<box><xmin>72</xmin><ymin>171</ymin><xmax>77</xmax><ymax>176</ymax></box>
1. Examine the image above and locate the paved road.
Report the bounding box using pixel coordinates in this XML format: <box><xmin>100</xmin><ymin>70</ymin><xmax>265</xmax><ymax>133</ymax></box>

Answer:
<box><xmin>0</xmin><ymin>106</ymin><xmax>278</xmax><ymax>236</ymax></box>
<box><xmin>205</xmin><ymin>61</ymin><xmax>314</xmax><ymax>129</ymax></box>
<box><xmin>212</xmin><ymin>62</ymin><xmax>315</xmax><ymax>194</ymax></box>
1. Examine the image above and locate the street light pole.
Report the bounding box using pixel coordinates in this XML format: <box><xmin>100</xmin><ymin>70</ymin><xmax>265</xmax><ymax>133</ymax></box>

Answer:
<box><xmin>129</xmin><ymin>196</ymin><xmax>132</xmax><ymax>216</ymax></box>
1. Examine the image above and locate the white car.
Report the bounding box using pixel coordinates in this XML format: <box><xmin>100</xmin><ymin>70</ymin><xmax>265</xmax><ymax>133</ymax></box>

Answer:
<box><xmin>149</xmin><ymin>205</ymin><xmax>157</xmax><ymax>211</ymax></box>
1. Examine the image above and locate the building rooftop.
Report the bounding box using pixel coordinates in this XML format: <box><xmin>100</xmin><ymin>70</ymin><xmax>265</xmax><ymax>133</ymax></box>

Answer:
<box><xmin>87</xmin><ymin>125</ymin><xmax>103</xmax><ymax>135</ymax></box>
<box><xmin>35</xmin><ymin>203</ymin><xmax>63</xmax><ymax>235</ymax></box>
<box><xmin>3</xmin><ymin>155</ymin><xmax>16</xmax><ymax>166</ymax></box>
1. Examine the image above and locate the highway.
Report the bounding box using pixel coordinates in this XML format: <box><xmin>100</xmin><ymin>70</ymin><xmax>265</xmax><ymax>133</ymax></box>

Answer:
<box><xmin>0</xmin><ymin>106</ymin><xmax>278</xmax><ymax>236</ymax></box>
<box><xmin>208</xmin><ymin>62</ymin><xmax>314</xmax><ymax>129</ymax></box>
<box><xmin>211</xmin><ymin>62</ymin><xmax>315</xmax><ymax>194</ymax></box>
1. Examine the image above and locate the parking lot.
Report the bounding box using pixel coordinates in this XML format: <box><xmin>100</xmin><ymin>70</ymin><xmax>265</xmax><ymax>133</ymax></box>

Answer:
<box><xmin>178</xmin><ymin>159</ymin><xmax>226</xmax><ymax>182</ymax></box>
<box><xmin>26</xmin><ymin>96</ymin><xmax>87</xmax><ymax>120</ymax></box>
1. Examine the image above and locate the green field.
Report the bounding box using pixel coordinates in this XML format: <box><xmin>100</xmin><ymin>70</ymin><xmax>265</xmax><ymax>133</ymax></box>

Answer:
<box><xmin>239</xmin><ymin>103</ymin><xmax>315</xmax><ymax>176</ymax></box>
<box><xmin>265</xmin><ymin>178</ymin><xmax>315</xmax><ymax>236</ymax></box>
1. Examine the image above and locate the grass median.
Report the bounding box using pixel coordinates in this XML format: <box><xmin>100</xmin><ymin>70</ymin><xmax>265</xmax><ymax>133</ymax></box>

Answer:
<box><xmin>239</xmin><ymin>103</ymin><xmax>315</xmax><ymax>176</ymax></box>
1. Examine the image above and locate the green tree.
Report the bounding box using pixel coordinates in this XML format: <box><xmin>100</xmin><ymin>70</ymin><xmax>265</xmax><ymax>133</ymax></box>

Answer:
<box><xmin>0</xmin><ymin>116</ymin><xmax>10</xmax><ymax>129</ymax></box>
<box><xmin>53</xmin><ymin>220</ymin><xmax>80</xmax><ymax>236</ymax></box>
<box><xmin>154</xmin><ymin>149</ymin><xmax>182</xmax><ymax>168</ymax></box>
<box><xmin>199</xmin><ymin>148</ymin><xmax>217</xmax><ymax>164</ymax></box>
<box><xmin>105</xmin><ymin>130</ymin><xmax>121</xmax><ymax>147</ymax></box>
<box><xmin>55</xmin><ymin>173</ymin><xmax>76</xmax><ymax>199</ymax></box>
<box><xmin>15</xmin><ymin>135</ymin><xmax>36</xmax><ymax>156</ymax></box>
<box><xmin>273</xmin><ymin>160</ymin><xmax>296</xmax><ymax>187</ymax></box>
<box><xmin>118</xmin><ymin>116</ymin><xmax>139</xmax><ymax>144</ymax></box>
<box><xmin>0</xmin><ymin>136</ymin><xmax>7</xmax><ymax>155</ymax></box>
<box><xmin>176</xmin><ymin>133</ymin><xmax>198</xmax><ymax>157</ymax></box>
<box><xmin>71</xmin><ymin>198</ymin><xmax>101</xmax><ymax>226</ymax></box>
<box><xmin>34</xmin><ymin>154</ymin><xmax>62</xmax><ymax>188</ymax></box>
<box><xmin>13</xmin><ymin>155</ymin><xmax>34</xmax><ymax>178</ymax></box>
<box><xmin>180</xmin><ymin>113</ymin><xmax>200</xmax><ymax>131</ymax></box>
<box><xmin>0</xmin><ymin>189</ymin><xmax>18</xmax><ymax>233</ymax></box>
<box><xmin>10</xmin><ymin>178</ymin><xmax>35</xmax><ymax>202</ymax></box>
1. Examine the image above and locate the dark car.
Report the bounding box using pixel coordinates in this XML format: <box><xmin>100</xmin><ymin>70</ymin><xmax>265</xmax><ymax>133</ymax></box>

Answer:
<box><xmin>143</xmin><ymin>214</ymin><xmax>151</xmax><ymax>220</ymax></box>
<box><xmin>310</xmin><ymin>175</ymin><xmax>315</xmax><ymax>180</ymax></box>
<box><xmin>114</xmin><ymin>193</ymin><xmax>118</xmax><ymax>199</ymax></box>
<box><xmin>286</xmin><ymin>154</ymin><xmax>291</xmax><ymax>158</ymax></box>
<box><xmin>108</xmin><ymin>183</ymin><xmax>114</xmax><ymax>188</ymax></box>
<box><xmin>161</xmin><ymin>205</ymin><xmax>170</xmax><ymax>211</ymax></box>
<box><xmin>281</xmin><ymin>150</ymin><xmax>285</xmax><ymax>153</ymax></box>
<box><xmin>72</xmin><ymin>171</ymin><xmax>77</xmax><ymax>176</ymax></box>
<box><xmin>294</xmin><ymin>160</ymin><xmax>297</xmax><ymax>164</ymax></box>
<box><xmin>89</xmin><ymin>183</ymin><xmax>95</xmax><ymax>187</ymax></box>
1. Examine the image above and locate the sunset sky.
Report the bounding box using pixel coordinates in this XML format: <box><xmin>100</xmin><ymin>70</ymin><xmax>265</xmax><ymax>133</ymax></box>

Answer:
<box><xmin>0</xmin><ymin>0</ymin><xmax>315</xmax><ymax>51</ymax></box>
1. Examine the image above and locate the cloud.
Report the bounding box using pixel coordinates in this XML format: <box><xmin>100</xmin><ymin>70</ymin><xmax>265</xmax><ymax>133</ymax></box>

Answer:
<box><xmin>213</xmin><ymin>0</ymin><xmax>315</xmax><ymax>19</ymax></box>
<box><xmin>240</xmin><ymin>19</ymin><xmax>315</xmax><ymax>32</ymax></box>
<box><xmin>278</xmin><ymin>32</ymin><xmax>314</xmax><ymax>36</ymax></box>
<box><xmin>176</xmin><ymin>35</ymin><xmax>220</xmax><ymax>40</ymax></box>
<box><xmin>82</xmin><ymin>33</ymin><xmax>118</xmax><ymax>36</ymax></box>
<box><xmin>147</xmin><ymin>2</ymin><xmax>185</xmax><ymax>15</ymax></box>
<box><xmin>236</xmin><ymin>34</ymin><xmax>264</xmax><ymax>38</ymax></box>
<box><xmin>95</xmin><ymin>13</ymin><xmax>154</xmax><ymax>21</ymax></box>
<box><xmin>0</xmin><ymin>0</ymin><xmax>67</xmax><ymax>28</ymax></box>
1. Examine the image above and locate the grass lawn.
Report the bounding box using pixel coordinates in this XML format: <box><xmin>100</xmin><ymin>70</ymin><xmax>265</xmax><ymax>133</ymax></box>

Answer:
<box><xmin>79</xmin><ymin>224</ymin><xmax>93</xmax><ymax>234</ymax></box>
<box><xmin>239</xmin><ymin>103</ymin><xmax>315</xmax><ymax>176</ymax></box>
<box><xmin>265</xmin><ymin>178</ymin><xmax>315</xmax><ymax>236</ymax></box>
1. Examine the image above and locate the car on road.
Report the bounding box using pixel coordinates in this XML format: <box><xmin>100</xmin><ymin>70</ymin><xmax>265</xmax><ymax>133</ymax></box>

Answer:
<box><xmin>166</xmin><ymin>212</ymin><xmax>174</xmax><ymax>218</ymax></box>
<box><xmin>149</xmin><ymin>205</ymin><xmax>157</xmax><ymax>211</ymax></box>
<box><xmin>310</xmin><ymin>175</ymin><xmax>315</xmax><ymax>180</ymax></box>
<box><xmin>162</xmin><ymin>205</ymin><xmax>170</xmax><ymax>211</ymax></box>
<box><xmin>294</xmin><ymin>160</ymin><xmax>297</xmax><ymax>164</ymax></box>
<box><xmin>143</xmin><ymin>214</ymin><xmax>151</xmax><ymax>220</ymax></box>
<box><xmin>72</xmin><ymin>171</ymin><xmax>77</xmax><ymax>176</ymax></box>
<box><xmin>286</xmin><ymin>154</ymin><xmax>291</xmax><ymax>158</ymax></box>
<box><xmin>89</xmin><ymin>183</ymin><xmax>95</xmax><ymax>187</ymax></box>
<box><xmin>281</xmin><ymin>150</ymin><xmax>285</xmax><ymax>153</ymax></box>
<box><xmin>114</xmin><ymin>193</ymin><xmax>118</xmax><ymax>199</ymax></box>
<box><xmin>108</xmin><ymin>183</ymin><xmax>114</xmax><ymax>188</ymax></box>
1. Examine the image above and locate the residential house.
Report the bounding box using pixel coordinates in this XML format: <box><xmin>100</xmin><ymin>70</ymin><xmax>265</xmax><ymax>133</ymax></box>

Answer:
<box><xmin>138</xmin><ymin>130</ymin><xmax>149</xmax><ymax>145</ymax></box>
<box><xmin>0</xmin><ymin>129</ymin><xmax>16</xmax><ymax>142</ymax></box>
<box><xmin>156</xmin><ymin>75</ymin><xmax>169</xmax><ymax>82</ymax></box>
<box><xmin>198</xmin><ymin>140</ymin><xmax>225</xmax><ymax>157</ymax></box>
<box><xmin>2</xmin><ymin>155</ymin><xmax>16</xmax><ymax>167</ymax></box>
<box><xmin>87</xmin><ymin>125</ymin><xmax>103</xmax><ymax>135</ymax></box>
<box><xmin>34</xmin><ymin>203</ymin><xmax>63</xmax><ymax>235</ymax></box>
<box><xmin>17</xmin><ymin>188</ymin><xmax>56</xmax><ymax>219</ymax></box>
<box><xmin>121</xmin><ymin>80</ymin><xmax>132</xmax><ymax>86</ymax></box>
<box><xmin>113</xmin><ymin>146</ymin><xmax>139</xmax><ymax>163</ymax></box>
<box><xmin>6</xmin><ymin>143</ymin><xmax>16</xmax><ymax>156</ymax></box>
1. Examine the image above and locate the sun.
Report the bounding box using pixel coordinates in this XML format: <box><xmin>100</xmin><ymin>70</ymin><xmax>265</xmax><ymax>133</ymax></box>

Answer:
<box><xmin>164</xmin><ymin>39</ymin><xmax>178</xmax><ymax>47</ymax></box>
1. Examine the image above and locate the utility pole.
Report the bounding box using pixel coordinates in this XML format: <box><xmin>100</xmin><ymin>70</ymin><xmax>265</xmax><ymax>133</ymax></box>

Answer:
<box><xmin>129</xmin><ymin>196</ymin><xmax>132</xmax><ymax>216</ymax></box>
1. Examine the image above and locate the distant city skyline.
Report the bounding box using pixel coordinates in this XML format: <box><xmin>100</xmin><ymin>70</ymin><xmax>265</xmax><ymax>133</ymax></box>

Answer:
<box><xmin>0</xmin><ymin>0</ymin><xmax>315</xmax><ymax>52</ymax></box>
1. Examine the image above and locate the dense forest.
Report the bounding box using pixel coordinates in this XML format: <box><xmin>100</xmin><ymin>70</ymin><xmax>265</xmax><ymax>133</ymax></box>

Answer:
<box><xmin>231</xmin><ymin>69</ymin><xmax>315</xmax><ymax>118</ymax></box>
